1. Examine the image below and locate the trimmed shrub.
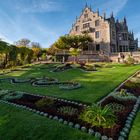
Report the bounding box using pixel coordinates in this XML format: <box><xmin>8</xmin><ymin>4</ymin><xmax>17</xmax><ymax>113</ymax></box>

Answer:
<box><xmin>111</xmin><ymin>90</ymin><xmax>137</xmax><ymax>101</ymax></box>
<box><xmin>2</xmin><ymin>91</ymin><xmax>23</xmax><ymax>101</ymax></box>
<box><xmin>0</xmin><ymin>90</ymin><xmax>10</xmax><ymax>98</ymax></box>
<box><xmin>59</xmin><ymin>82</ymin><xmax>81</xmax><ymax>90</ymax></box>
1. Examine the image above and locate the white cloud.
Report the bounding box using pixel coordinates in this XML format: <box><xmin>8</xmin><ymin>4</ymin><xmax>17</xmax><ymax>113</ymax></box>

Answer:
<box><xmin>0</xmin><ymin>6</ymin><xmax>60</xmax><ymax>47</ymax></box>
<box><xmin>0</xmin><ymin>33</ymin><xmax>12</xmax><ymax>44</ymax></box>
<box><xmin>14</xmin><ymin>0</ymin><xmax>63</xmax><ymax>13</ymax></box>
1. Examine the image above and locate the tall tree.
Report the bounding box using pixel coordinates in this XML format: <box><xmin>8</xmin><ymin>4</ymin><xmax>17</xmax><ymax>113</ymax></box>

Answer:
<box><xmin>18</xmin><ymin>46</ymin><xmax>31</xmax><ymax>65</ymax></box>
<box><xmin>0</xmin><ymin>40</ymin><xmax>11</xmax><ymax>68</ymax></box>
<box><xmin>15</xmin><ymin>38</ymin><xmax>31</xmax><ymax>47</ymax></box>
<box><xmin>8</xmin><ymin>45</ymin><xmax>19</xmax><ymax>66</ymax></box>
<box><xmin>46</xmin><ymin>45</ymin><xmax>59</xmax><ymax>56</ymax></box>
<box><xmin>31</xmin><ymin>42</ymin><xmax>41</xmax><ymax>61</ymax></box>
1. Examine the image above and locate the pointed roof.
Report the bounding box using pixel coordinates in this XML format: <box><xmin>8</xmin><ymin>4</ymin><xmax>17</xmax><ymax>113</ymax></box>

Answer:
<box><xmin>85</xmin><ymin>2</ymin><xmax>88</xmax><ymax>8</ymax></box>
<box><xmin>110</xmin><ymin>11</ymin><xmax>114</xmax><ymax>18</ymax></box>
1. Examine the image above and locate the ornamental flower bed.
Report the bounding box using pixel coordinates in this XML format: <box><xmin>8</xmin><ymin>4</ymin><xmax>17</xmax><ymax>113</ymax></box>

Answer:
<box><xmin>117</xmin><ymin>72</ymin><xmax>140</xmax><ymax>97</ymax></box>
<box><xmin>80</xmin><ymin>64</ymin><xmax>97</xmax><ymax>72</ymax></box>
<box><xmin>1</xmin><ymin>71</ymin><xmax>140</xmax><ymax>140</ymax></box>
<box><xmin>0</xmin><ymin>89</ymin><xmax>139</xmax><ymax>140</ymax></box>
<box><xmin>100</xmin><ymin>96</ymin><xmax>135</xmax><ymax>139</ymax></box>
<box><xmin>52</xmin><ymin>63</ymin><xmax>72</xmax><ymax>72</ymax></box>
<box><xmin>3</xmin><ymin>93</ymin><xmax>85</xmax><ymax>123</ymax></box>
<box><xmin>59</xmin><ymin>82</ymin><xmax>81</xmax><ymax>90</ymax></box>
<box><xmin>0</xmin><ymin>77</ymin><xmax>81</xmax><ymax>90</ymax></box>
<box><xmin>32</xmin><ymin>77</ymin><xmax>58</xmax><ymax>86</ymax></box>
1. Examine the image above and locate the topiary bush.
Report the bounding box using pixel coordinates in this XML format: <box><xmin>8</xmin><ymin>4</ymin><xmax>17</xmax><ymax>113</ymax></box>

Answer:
<box><xmin>111</xmin><ymin>90</ymin><xmax>137</xmax><ymax>101</ymax></box>
<box><xmin>0</xmin><ymin>90</ymin><xmax>10</xmax><ymax>98</ymax></box>
<box><xmin>33</xmin><ymin>77</ymin><xmax>58</xmax><ymax>85</ymax></box>
<box><xmin>59</xmin><ymin>81</ymin><xmax>81</xmax><ymax>90</ymax></box>
<box><xmin>2</xmin><ymin>91</ymin><xmax>23</xmax><ymax>101</ymax></box>
<box><xmin>12</xmin><ymin>78</ymin><xmax>30</xmax><ymax>83</ymax></box>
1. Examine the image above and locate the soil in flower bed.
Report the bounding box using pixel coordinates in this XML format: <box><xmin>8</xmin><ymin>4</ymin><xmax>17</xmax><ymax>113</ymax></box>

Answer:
<box><xmin>100</xmin><ymin>96</ymin><xmax>136</xmax><ymax>139</ymax></box>
<box><xmin>9</xmin><ymin>94</ymin><xmax>84</xmax><ymax>123</ymax></box>
<box><xmin>7</xmin><ymin>93</ymin><xmax>135</xmax><ymax>140</ymax></box>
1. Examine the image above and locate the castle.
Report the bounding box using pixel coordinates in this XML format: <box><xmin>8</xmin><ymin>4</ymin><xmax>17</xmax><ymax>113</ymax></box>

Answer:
<box><xmin>69</xmin><ymin>4</ymin><xmax>138</xmax><ymax>54</ymax></box>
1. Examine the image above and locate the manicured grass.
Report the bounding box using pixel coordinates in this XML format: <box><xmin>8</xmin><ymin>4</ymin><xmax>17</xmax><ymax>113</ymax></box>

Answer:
<box><xmin>1</xmin><ymin>63</ymin><xmax>140</xmax><ymax>104</ymax></box>
<box><xmin>0</xmin><ymin>63</ymin><xmax>140</xmax><ymax>140</ymax></box>
<box><xmin>128</xmin><ymin>110</ymin><xmax>140</xmax><ymax>140</ymax></box>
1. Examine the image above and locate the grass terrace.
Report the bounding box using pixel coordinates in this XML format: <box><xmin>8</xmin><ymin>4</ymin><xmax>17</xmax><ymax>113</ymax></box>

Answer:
<box><xmin>1</xmin><ymin>63</ymin><xmax>140</xmax><ymax>103</ymax></box>
<box><xmin>0</xmin><ymin>63</ymin><xmax>140</xmax><ymax>140</ymax></box>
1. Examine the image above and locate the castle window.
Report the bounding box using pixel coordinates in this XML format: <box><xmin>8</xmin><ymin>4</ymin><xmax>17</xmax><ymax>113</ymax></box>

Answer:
<box><xmin>112</xmin><ymin>31</ymin><xmax>116</xmax><ymax>39</ymax></box>
<box><xmin>75</xmin><ymin>26</ymin><xmax>79</xmax><ymax>31</ymax></box>
<box><xmin>96</xmin><ymin>44</ymin><xmax>100</xmax><ymax>51</ymax></box>
<box><xmin>95</xmin><ymin>31</ymin><xmax>100</xmax><ymax>38</ymax></box>
<box><xmin>95</xmin><ymin>20</ymin><xmax>100</xmax><ymax>26</ymax></box>
<box><xmin>84</xmin><ymin>14</ymin><xmax>88</xmax><ymax>18</ymax></box>
<box><xmin>83</xmin><ymin>23</ymin><xmax>90</xmax><ymax>29</ymax></box>
<box><xmin>122</xmin><ymin>33</ymin><xmax>127</xmax><ymax>40</ymax></box>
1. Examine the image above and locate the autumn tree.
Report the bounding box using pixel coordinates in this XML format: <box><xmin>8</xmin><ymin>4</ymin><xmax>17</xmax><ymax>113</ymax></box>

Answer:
<box><xmin>54</xmin><ymin>35</ymin><xmax>92</xmax><ymax>50</ymax></box>
<box><xmin>31</xmin><ymin>42</ymin><xmax>41</xmax><ymax>61</ymax></box>
<box><xmin>0</xmin><ymin>40</ymin><xmax>11</xmax><ymax>68</ymax></box>
<box><xmin>69</xmin><ymin>48</ymin><xmax>81</xmax><ymax>63</ymax></box>
<box><xmin>15</xmin><ymin>38</ymin><xmax>31</xmax><ymax>47</ymax></box>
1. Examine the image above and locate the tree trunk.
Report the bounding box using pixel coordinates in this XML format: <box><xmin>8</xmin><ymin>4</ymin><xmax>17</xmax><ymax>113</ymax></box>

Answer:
<box><xmin>3</xmin><ymin>53</ymin><xmax>8</xmax><ymax>68</ymax></box>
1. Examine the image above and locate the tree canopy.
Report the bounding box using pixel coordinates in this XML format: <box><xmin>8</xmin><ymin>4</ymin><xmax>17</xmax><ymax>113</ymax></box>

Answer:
<box><xmin>53</xmin><ymin>35</ymin><xmax>93</xmax><ymax>50</ymax></box>
<box><xmin>0</xmin><ymin>39</ymin><xmax>47</xmax><ymax>68</ymax></box>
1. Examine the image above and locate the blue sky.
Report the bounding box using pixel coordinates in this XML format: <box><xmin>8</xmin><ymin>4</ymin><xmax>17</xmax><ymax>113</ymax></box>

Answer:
<box><xmin>0</xmin><ymin>0</ymin><xmax>140</xmax><ymax>48</ymax></box>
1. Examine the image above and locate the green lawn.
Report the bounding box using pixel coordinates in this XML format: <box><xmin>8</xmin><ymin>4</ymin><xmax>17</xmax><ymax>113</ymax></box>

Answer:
<box><xmin>0</xmin><ymin>103</ymin><xmax>96</xmax><ymax>140</ymax></box>
<box><xmin>0</xmin><ymin>63</ymin><xmax>140</xmax><ymax>140</ymax></box>
<box><xmin>1</xmin><ymin>64</ymin><xmax>140</xmax><ymax>104</ymax></box>
<box><xmin>129</xmin><ymin>110</ymin><xmax>140</xmax><ymax>140</ymax></box>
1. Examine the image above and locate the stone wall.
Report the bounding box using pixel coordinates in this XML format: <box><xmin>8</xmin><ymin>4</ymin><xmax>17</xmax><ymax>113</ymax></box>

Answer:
<box><xmin>110</xmin><ymin>52</ymin><xmax>140</xmax><ymax>63</ymax></box>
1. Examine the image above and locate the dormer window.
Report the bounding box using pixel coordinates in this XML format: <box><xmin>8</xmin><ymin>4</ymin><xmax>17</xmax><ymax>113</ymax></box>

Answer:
<box><xmin>84</xmin><ymin>14</ymin><xmax>88</xmax><ymax>18</ymax></box>
<box><xmin>75</xmin><ymin>26</ymin><xmax>79</xmax><ymax>31</ymax></box>
<box><xmin>95</xmin><ymin>20</ymin><xmax>100</xmax><ymax>26</ymax></box>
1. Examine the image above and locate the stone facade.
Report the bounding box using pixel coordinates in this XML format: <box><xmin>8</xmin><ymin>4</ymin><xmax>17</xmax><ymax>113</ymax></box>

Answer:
<box><xmin>69</xmin><ymin>5</ymin><xmax>138</xmax><ymax>54</ymax></box>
